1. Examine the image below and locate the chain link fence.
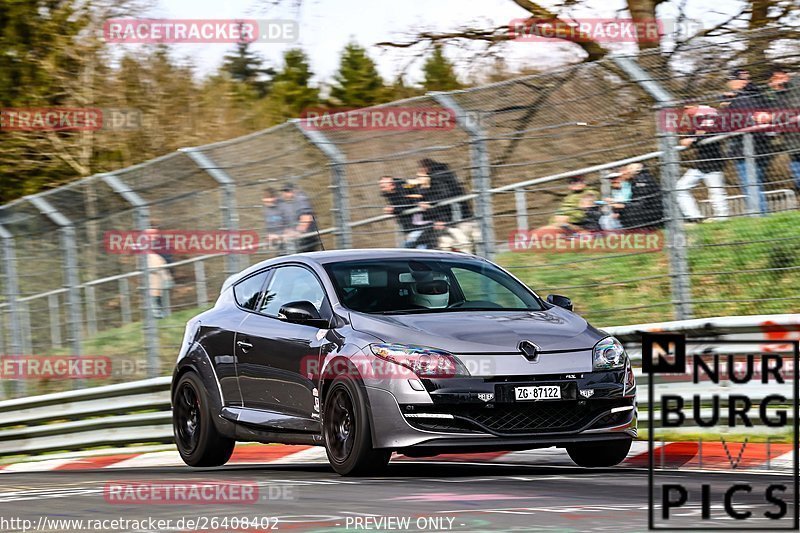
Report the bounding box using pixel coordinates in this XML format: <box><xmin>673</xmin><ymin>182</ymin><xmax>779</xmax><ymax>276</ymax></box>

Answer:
<box><xmin>1</xmin><ymin>28</ymin><xmax>798</xmax><ymax>398</ymax></box>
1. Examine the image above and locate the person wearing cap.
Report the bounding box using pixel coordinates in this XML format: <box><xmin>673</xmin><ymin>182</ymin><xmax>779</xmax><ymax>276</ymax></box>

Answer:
<box><xmin>676</xmin><ymin>105</ymin><xmax>729</xmax><ymax>222</ymax></box>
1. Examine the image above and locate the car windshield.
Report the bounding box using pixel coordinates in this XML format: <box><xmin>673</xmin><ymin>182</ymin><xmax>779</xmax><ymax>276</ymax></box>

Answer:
<box><xmin>324</xmin><ymin>258</ymin><xmax>544</xmax><ymax>314</ymax></box>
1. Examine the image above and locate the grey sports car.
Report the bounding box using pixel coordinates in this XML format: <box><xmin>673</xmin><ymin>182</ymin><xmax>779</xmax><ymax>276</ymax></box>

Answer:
<box><xmin>172</xmin><ymin>249</ymin><xmax>637</xmax><ymax>475</ymax></box>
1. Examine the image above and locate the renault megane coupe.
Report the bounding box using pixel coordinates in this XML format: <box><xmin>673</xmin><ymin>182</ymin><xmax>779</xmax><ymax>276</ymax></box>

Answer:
<box><xmin>172</xmin><ymin>249</ymin><xmax>637</xmax><ymax>475</ymax></box>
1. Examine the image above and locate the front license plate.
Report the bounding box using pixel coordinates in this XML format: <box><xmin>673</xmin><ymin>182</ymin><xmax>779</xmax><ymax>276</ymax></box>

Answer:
<box><xmin>515</xmin><ymin>385</ymin><xmax>561</xmax><ymax>401</ymax></box>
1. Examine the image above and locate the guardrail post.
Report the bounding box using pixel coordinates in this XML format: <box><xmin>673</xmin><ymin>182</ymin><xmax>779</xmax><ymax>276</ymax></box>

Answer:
<box><xmin>613</xmin><ymin>56</ymin><xmax>693</xmax><ymax>320</ymax></box>
<box><xmin>181</xmin><ymin>149</ymin><xmax>242</xmax><ymax>274</ymax></box>
<box><xmin>431</xmin><ymin>92</ymin><xmax>496</xmax><ymax>258</ymax></box>
<box><xmin>0</xmin><ymin>225</ymin><xmax>24</xmax><ymax>397</ymax></box>
<box><xmin>101</xmin><ymin>174</ymin><xmax>160</xmax><ymax>378</ymax></box>
<box><xmin>293</xmin><ymin>120</ymin><xmax>352</xmax><ymax>249</ymax></box>
<box><xmin>26</xmin><ymin>196</ymin><xmax>85</xmax><ymax>383</ymax></box>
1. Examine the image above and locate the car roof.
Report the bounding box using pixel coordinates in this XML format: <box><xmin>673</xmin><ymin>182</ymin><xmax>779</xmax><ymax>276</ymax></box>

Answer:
<box><xmin>298</xmin><ymin>248</ymin><xmax>481</xmax><ymax>264</ymax></box>
<box><xmin>223</xmin><ymin>248</ymin><xmax>485</xmax><ymax>290</ymax></box>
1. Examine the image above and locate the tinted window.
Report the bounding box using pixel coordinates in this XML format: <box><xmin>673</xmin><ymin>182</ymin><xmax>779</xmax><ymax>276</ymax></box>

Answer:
<box><xmin>260</xmin><ymin>265</ymin><xmax>327</xmax><ymax>317</ymax></box>
<box><xmin>324</xmin><ymin>258</ymin><xmax>543</xmax><ymax>314</ymax></box>
<box><xmin>233</xmin><ymin>271</ymin><xmax>269</xmax><ymax>310</ymax></box>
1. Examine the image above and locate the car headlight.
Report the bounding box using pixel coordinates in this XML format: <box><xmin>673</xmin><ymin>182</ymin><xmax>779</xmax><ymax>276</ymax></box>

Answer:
<box><xmin>369</xmin><ymin>343</ymin><xmax>470</xmax><ymax>378</ymax></box>
<box><xmin>593</xmin><ymin>336</ymin><xmax>627</xmax><ymax>370</ymax></box>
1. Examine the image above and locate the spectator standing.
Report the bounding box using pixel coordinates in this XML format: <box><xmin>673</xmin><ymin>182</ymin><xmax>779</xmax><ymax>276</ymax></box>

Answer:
<box><xmin>281</xmin><ymin>182</ymin><xmax>322</xmax><ymax>253</ymax></box>
<box><xmin>379</xmin><ymin>176</ymin><xmax>418</xmax><ymax>239</ymax></box>
<box><xmin>263</xmin><ymin>187</ymin><xmax>289</xmax><ymax>251</ymax></box>
<box><xmin>676</xmin><ymin>105</ymin><xmax>729</xmax><ymax>222</ymax></box>
<box><xmin>761</xmin><ymin>66</ymin><xmax>800</xmax><ymax>190</ymax></box>
<box><xmin>725</xmin><ymin>72</ymin><xmax>772</xmax><ymax>214</ymax></box>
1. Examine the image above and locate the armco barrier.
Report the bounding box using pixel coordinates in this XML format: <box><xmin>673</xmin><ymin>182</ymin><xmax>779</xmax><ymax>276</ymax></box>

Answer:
<box><xmin>0</xmin><ymin>314</ymin><xmax>796</xmax><ymax>457</ymax></box>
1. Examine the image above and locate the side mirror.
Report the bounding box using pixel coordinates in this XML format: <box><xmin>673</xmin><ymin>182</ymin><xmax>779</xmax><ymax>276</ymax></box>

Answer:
<box><xmin>546</xmin><ymin>294</ymin><xmax>573</xmax><ymax>311</ymax></box>
<box><xmin>278</xmin><ymin>300</ymin><xmax>328</xmax><ymax>327</ymax></box>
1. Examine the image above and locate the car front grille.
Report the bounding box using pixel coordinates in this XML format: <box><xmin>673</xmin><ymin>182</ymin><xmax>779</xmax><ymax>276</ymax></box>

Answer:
<box><xmin>403</xmin><ymin>399</ymin><xmax>632</xmax><ymax>436</ymax></box>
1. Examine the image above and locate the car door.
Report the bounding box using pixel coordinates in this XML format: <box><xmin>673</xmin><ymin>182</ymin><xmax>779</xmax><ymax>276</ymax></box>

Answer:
<box><xmin>222</xmin><ymin>269</ymin><xmax>272</xmax><ymax>406</ymax></box>
<box><xmin>235</xmin><ymin>264</ymin><xmax>330</xmax><ymax>425</ymax></box>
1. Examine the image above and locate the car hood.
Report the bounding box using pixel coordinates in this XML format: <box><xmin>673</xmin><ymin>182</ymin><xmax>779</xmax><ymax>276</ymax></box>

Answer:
<box><xmin>348</xmin><ymin>306</ymin><xmax>604</xmax><ymax>353</ymax></box>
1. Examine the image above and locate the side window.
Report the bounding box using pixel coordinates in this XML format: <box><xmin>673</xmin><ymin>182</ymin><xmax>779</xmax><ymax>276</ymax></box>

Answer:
<box><xmin>260</xmin><ymin>266</ymin><xmax>327</xmax><ymax>317</ymax></box>
<box><xmin>451</xmin><ymin>267</ymin><xmax>525</xmax><ymax>308</ymax></box>
<box><xmin>233</xmin><ymin>271</ymin><xmax>270</xmax><ymax>310</ymax></box>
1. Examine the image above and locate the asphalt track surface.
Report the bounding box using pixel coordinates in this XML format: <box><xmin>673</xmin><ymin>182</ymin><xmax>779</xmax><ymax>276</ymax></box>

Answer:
<box><xmin>0</xmin><ymin>459</ymin><xmax>795</xmax><ymax>532</ymax></box>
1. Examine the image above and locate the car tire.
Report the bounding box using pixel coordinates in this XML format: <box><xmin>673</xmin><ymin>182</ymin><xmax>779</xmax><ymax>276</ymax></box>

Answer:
<box><xmin>323</xmin><ymin>375</ymin><xmax>391</xmax><ymax>476</ymax></box>
<box><xmin>173</xmin><ymin>371</ymin><xmax>235</xmax><ymax>467</ymax></box>
<box><xmin>566</xmin><ymin>438</ymin><xmax>632</xmax><ymax>468</ymax></box>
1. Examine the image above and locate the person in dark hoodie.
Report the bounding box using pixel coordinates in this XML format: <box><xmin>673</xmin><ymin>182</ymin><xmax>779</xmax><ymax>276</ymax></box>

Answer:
<box><xmin>413</xmin><ymin>158</ymin><xmax>477</xmax><ymax>249</ymax></box>
<box><xmin>724</xmin><ymin>69</ymin><xmax>772</xmax><ymax>214</ymax></box>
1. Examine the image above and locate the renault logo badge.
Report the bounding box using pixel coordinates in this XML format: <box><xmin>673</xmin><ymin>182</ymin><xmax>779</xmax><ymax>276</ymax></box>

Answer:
<box><xmin>519</xmin><ymin>340</ymin><xmax>541</xmax><ymax>362</ymax></box>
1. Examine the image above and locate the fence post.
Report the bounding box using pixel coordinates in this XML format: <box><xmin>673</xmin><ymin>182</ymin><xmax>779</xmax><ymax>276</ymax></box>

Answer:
<box><xmin>742</xmin><ymin>133</ymin><xmax>759</xmax><ymax>215</ymax></box>
<box><xmin>613</xmin><ymin>56</ymin><xmax>693</xmax><ymax>320</ymax></box>
<box><xmin>514</xmin><ymin>189</ymin><xmax>528</xmax><ymax>231</ymax></box>
<box><xmin>181</xmin><ymin>148</ymin><xmax>242</xmax><ymax>274</ymax></box>
<box><xmin>431</xmin><ymin>92</ymin><xmax>496</xmax><ymax>259</ymax></box>
<box><xmin>194</xmin><ymin>261</ymin><xmax>208</xmax><ymax>308</ymax></box>
<box><xmin>48</xmin><ymin>293</ymin><xmax>62</xmax><ymax>348</ymax></box>
<box><xmin>101</xmin><ymin>174</ymin><xmax>160</xmax><ymax>378</ymax></box>
<box><xmin>119</xmin><ymin>277</ymin><xmax>132</xmax><ymax>325</ymax></box>
<box><xmin>0</xmin><ymin>225</ymin><xmax>24</xmax><ymax>397</ymax></box>
<box><xmin>293</xmin><ymin>120</ymin><xmax>352</xmax><ymax>249</ymax></box>
<box><xmin>26</xmin><ymin>196</ymin><xmax>85</xmax><ymax>377</ymax></box>
<box><xmin>85</xmin><ymin>285</ymin><xmax>98</xmax><ymax>337</ymax></box>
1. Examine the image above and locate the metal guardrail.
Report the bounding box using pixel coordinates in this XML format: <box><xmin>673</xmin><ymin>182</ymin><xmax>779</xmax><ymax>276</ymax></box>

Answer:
<box><xmin>0</xmin><ymin>315</ymin><xmax>795</xmax><ymax>456</ymax></box>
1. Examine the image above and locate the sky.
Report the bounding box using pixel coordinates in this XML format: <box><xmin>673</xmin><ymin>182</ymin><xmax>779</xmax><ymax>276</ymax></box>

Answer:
<box><xmin>138</xmin><ymin>0</ymin><xmax>746</xmax><ymax>86</ymax></box>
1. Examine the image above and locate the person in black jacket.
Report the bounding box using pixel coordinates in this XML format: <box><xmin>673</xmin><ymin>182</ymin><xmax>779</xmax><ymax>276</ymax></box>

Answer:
<box><xmin>411</xmin><ymin>158</ymin><xmax>477</xmax><ymax>250</ymax></box>
<box><xmin>379</xmin><ymin>176</ymin><xmax>417</xmax><ymax>236</ymax></box>
<box><xmin>618</xmin><ymin>164</ymin><xmax>664</xmax><ymax>229</ymax></box>
<box><xmin>676</xmin><ymin>105</ymin><xmax>729</xmax><ymax>222</ymax></box>
<box><xmin>724</xmin><ymin>72</ymin><xmax>771</xmax><ymax>215</ymax></box>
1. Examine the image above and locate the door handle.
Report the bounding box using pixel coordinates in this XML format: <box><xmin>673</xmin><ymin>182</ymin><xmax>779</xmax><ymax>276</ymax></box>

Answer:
<box><xmin>237</xmin><ymin>340</ymin><xmax>253</xmax><ymax>352</ymax></box>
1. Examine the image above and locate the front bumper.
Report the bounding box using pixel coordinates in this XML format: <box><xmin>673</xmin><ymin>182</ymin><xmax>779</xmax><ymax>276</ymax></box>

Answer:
<box><xmin>365</xmin><ymin>371</ymin><xmax>637</xmax><ymax>451</ymax></box>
